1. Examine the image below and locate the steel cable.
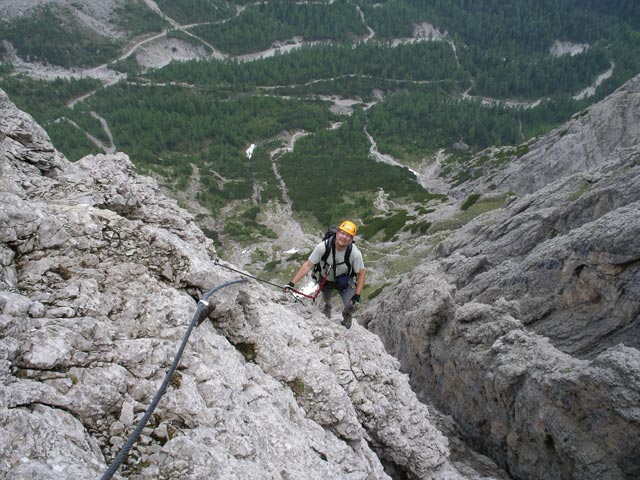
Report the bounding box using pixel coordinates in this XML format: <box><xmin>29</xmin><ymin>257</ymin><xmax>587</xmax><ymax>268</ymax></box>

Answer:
<box><xmin>100</xmin><ymin>278</ymin><xmax>247</xmax><ymax>480</ymax></box>
<box><xmin>214</xmin><ymin>258</ymin><xmax>324</xmax><ymax>300</ymax></box>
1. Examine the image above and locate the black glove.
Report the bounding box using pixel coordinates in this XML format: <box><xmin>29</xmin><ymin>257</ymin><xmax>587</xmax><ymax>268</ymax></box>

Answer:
<box><xmin>283</xmin><ymin>281</ymin><xmax>295</xmax><ymax>292</ymax></box>
<box><xmin>350</xmin><ymin>294</ymin><xmax>360</xmax><ymax>306</ymax></box>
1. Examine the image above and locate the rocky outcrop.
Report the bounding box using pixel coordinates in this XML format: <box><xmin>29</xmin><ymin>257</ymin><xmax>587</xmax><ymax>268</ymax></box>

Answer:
<box><xmin>367</xmin><ymin>264</ymin><xmax>640</xmax><ymax>480</ymax></box>
<box><xmin>0</xmin><ymin>89</ymin><xmax>494</xmax><ymax>479</ymax></box>
<box><xmin>479</xmin><ymin>75</ymin><xmax>640</xmax><ymax>196</ymax></box>
<box><xmin>366</xmin><ymin>76</ymin><xmax>640</xmax><ymax>479</ymax></box>
<box><xmin>440</xmin><ymin>158</ymin><xmax>640</xmax><ymax>358</ymax></box>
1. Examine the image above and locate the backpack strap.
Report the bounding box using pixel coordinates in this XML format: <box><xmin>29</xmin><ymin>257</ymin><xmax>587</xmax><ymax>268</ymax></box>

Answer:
<box><xmin>320</xmin><ymin>236</ymin><xmax>332</xmax><ymax>264</ymax></box>
<box><xmin>313</xmin><ymin>236</ymin><xmax>332</xmax><ymax>282</ymax></box>
<box><xmin>319</xmin><ymin>236</ymin><xmax>353</xmax><ymax>279</ymax></box>
<box><xmin>329</xmin><ymin>237</ymin><xmax>338</xmax><ymax>280</ymax></box>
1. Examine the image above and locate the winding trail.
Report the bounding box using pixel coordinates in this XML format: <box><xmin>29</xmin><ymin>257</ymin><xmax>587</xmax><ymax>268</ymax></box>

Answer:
<box><xmin>56</xmin><ymin>115</ymin><xmax>115</xmax><ymax>154</ymax></box>
<box><xmin>269</xmin><ymin>131</ymin><xmax>308</xmax><ymax>209</ymax></box>
<box><xmin>364</xmin><ymin>127</ymin><xmax>426</xmax><ymax>187</ymax></box>
<box><xmin>89</xmin><ymin>111</ymin><xmax>116</xmax><ymax>154</ymax></box>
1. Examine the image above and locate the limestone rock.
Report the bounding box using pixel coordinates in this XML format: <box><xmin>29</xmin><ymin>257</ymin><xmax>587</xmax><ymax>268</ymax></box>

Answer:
<box><xmin>466</xmin><ymin>74</ymin><xmax>640</xmax><ymax>196</ymax></box>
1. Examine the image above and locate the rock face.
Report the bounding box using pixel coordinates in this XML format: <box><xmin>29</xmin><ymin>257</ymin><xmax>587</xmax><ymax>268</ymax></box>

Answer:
<box><xmin>0</xmin><ymin>88</ymin><xmax>488</xmax><ymax>479</ymax></box>
<box><xmin>3</xmin><ymin>70</ymin><xmax>639</xmax><ymax>480</ymax></box>
<box><xmin>366</xmin><ymin>76</ymin><xmax>640</xmax><ymax>480</ymax></box>
<box><xmin>495</xmin><ymin>80</ymin><xmax>640</xmax><ymax>195</ymax></box>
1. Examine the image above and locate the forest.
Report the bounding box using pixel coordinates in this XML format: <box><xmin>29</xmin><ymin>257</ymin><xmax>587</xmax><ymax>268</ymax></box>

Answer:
<box><xmin>1</xmin><ymin>0</ymin><xmax>639</xmax><ymax>245</ymax></box>
<box><xmin>189</xmin><ymin>0</ymin><xmax>369</xmax><ymax>54</ymax></box>
<box><xmin>0</xmin><ymin>2</ymin><xmax>166</xmax><ymax>67</ymax></box>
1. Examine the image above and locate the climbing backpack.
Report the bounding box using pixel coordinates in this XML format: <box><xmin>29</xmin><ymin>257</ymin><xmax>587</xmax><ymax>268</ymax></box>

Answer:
<box><xmin>312</xmin><ymin>225</ymin><xmax>354</xmax><ymax>285</ymax></box>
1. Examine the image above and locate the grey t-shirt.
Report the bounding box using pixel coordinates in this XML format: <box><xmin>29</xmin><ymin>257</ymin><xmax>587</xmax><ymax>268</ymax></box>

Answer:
<box><xmin>309</xmin><ymin>240</ymin><xmax>364</xmax><ymax>281</ymax></box>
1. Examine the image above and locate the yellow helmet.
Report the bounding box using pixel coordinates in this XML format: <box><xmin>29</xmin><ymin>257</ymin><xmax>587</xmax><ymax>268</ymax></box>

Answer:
<box><xmin>338</xmin><ymin>220</ymin><xmax>357</xmax><ymax>237</ymax></box>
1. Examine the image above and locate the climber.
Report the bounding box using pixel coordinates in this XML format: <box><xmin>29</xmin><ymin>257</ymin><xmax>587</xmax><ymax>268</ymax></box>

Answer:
<box><xmin>284</xmin><ymin>220</ymin><xmax>365</xmax><ymax>328</ymax></box>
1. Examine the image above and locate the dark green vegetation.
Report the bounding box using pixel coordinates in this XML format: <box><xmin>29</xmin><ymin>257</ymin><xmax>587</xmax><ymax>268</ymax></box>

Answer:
<box><xmin>79</xmin><ymin>83</ymin><xmax>337</xmax><ymax>209</ymax></box>
<box><xmin>0</xmin><ymin>75</ymin><xmax>102</xmax><ymax>124</ymax></box>
<box><xmin>0</xmin><ymin>74</ymin><xmax>105</xmax><ymax>160</ymax></box>
<box><xmin>153</xmin><ymin>0</ymin><xmax>237</xmax><ymax>25</ymax></box>
<box><xmin>460</xmin><ymin>193</ymin><xmax>481</xmax><ymax>211</ymax></box>
<box><xmin>189</xmin><ymin>0</ymin><xmax>369</xmax><ymax>55</ymax></box>
<box><xmin>363</xmin><ymin>0</ymin><xmax>640</xmax><ymax>98</ymax></box>
<box><xmin>0</xmin><ymin>2</ymin><xmax>166</xmax><ymax>68</ymax></box>
<box><xmin>151</xmin><ymin>41</ymin><xmax>465</xmax><ymax>87</ymax></box>
<box><xmin>359</xmin><ymin>211</ymin><xmax>419</xmax><ymax>242</ymax></box>
<box><xmin>279</xmin><ymin>109</ymin><xmax>439</xmax><ymax>226</ymax></box>
<box><xmin>1</xmin><ymin>0</ymin><xmax>639</xmax><ymax>249</ymax></box>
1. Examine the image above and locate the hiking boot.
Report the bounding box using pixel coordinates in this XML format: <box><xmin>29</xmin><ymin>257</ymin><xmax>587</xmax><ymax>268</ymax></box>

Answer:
<box><xmin>322</xmin><ymin>303</ymin><xmax>332</xmax><ymax>318</ymax></box>
<box><xmin>341</xmin><ymin>306</ymin><xmax>353</xmax><ymax>329</ymax></box>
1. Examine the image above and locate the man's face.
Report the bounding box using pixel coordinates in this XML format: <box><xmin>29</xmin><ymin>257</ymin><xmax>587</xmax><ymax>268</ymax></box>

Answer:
<box><xmin>336</xmin><ymin>230</ymin><xmax>353</xmax><ymax>247</ymax></box>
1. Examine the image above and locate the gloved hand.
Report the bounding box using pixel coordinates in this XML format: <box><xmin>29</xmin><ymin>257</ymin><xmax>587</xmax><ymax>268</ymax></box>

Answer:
<box><xmin>350</xmin><ymin>294</ymin><xmax>360</xmax><ymax>308</ymax></box>
<box><xmin>283</xmin><ymin>281</ymin><xmax>295</xmax><ymax>293</ymax></box>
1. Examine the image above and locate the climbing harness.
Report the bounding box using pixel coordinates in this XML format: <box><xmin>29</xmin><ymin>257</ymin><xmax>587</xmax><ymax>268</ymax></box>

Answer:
<box><xmin>100</xmin><ymin>278</ymin><xmax>247</xmax><ymax>480</ymax></box>
<box><xmin>214</xmin><ymin>258</ymin><xmax>325</xmax><ymax>301</ymax></box>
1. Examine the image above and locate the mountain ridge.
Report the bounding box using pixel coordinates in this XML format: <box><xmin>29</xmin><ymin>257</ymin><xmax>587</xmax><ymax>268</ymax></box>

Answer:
<box><xmin>1</xmin><ymin>71</ymin><xmax>639</xmax><ymax>479</ymax></box>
